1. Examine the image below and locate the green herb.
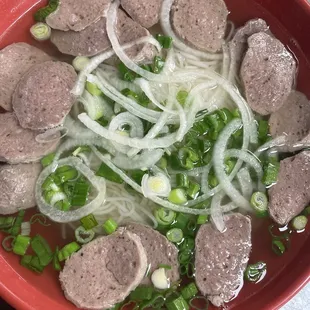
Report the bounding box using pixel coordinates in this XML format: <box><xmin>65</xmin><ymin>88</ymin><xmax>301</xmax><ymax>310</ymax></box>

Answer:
<box><xmin>152</xmin><ymin>56</ymin><xmax>165</xmax><ymax>74</ymax></box>
<box><xmin>80</xmin><ymin>214</ymin><xmax>98</xmax><ymax>230</ymax></box>
<box><xmin>86</xmin><ymin>81</ymin><xmax>102</xmax><ymax>96</ymax></box>
<box><xmin>257</xmin><ymin>120</ymin><xmax>270</xmax><ymax>143</ymax></box>
<box><xmin>40</xmin><ymin>152</ymin><xmax>55</xmax><ymax>167</ymax></box>
<box><xmin>118</xmin><ymin>62</ymin><xmax>137</xmax><ymax>81</ymax></box>
<box><xmin>262</xmin><ymin>162</ymin><xmax>280</xmax><ymax>186</ymax></box>
<box><xmin>186</xmin><ymin>181</ymin><xmax>200</xmax><ymax>199</ymax></box>
<box><xmin>13</xmin><ymin>235</ymin><xmax>31</xmax><ymax>256</ymax></box>
<box><xmin>75</xmin><ymin>226</ymin><xmax>95</xmax><ymax>244</ymax></box>
<box><xmin>31</xmin><ymin>234</ymin><xmax>53</xmax><ymax>266</ymax></box>
<box><xmin>154</xmin><ymin>208</ymin><xmax>176</xmax><ymax>226</ymax></box>
<box><xmin>34</xmin><ymin>0</ymin><xmax>59</xmax><ymax>22</ymax></box>
<box><xmin>21</xmin><ymin>255</ymin><xmax>45</xmax><ymax>273</ymax></box>
<box><xmin>250</xmin><ymin>192</ymin><xmax>268</xmax><ymax>217</ymax></box>
<box><xmin>9</xmin><ymin>210</ymin><xmax>25</xmax><ymax>236</ymax></box>
<box><xmin>291</xmin><ymin>215</ymin><xmax>308</xmax><ymax>231</ymax></box>
<box><xmin>2</xmin><ymin>236</ymin><xmax>15</xmax><ymax>252</ymax></box>
<box><xmin>272</xmin><ymin>239</ymin><xmax>286</xmax><ymax>256</ymax></box>
<box><xmin>176</xmin><ymin>173</ymin><xmax>189</xmax><ymax>188</ymax></box>
<box><xmin>103</xmin><ymin>218</ymin><xmax>118</xmax><ymax>235</ymax></box>
<box><xmin>58</xmin><ymin>242</ymin><xmax>81</xmax><ymax>262</ymax></box>
<box><xmin>0</xmin><ymin>216</ymin><xmax>15</xmax><ymax>230</ymax></box>
<box><xmin>244</xmin><ymin>261</ymin><xmax>267</xmax><ymax>283</ymax></box>
<box><xmin>96</xmin><ymin>162</ymin><xmax>123</xmax><ymax>184</ymax></box>
<box><xmin>53</xmin><ymin>247</ymin><xmax>61</xmax><ymax>271</ymax></box>
<box><xmin>130</xmin><ymin>286</ymin><xmax>153</xmax><ymax>301</ymax></box>
<box><xmin>181</xmin><ymin>283</ymin><xmax>198</xmax><ymax>300</ymax></box>
<box><xmin>197</xmin><ymin>215</ymin><xmax>209</xmax><ymax>225</ymax></box>
<box><xmin>166</xmin><ymin>295</ymin><xmax>189</xmax><ymax>310</ymax></box>
<box><xmin>176</xmin><ymin>90</ymin><xmax>189</xmax><ymax>107</ymax></box>
<box><xmin>166</xmin><ymin>228</ymin><xmax>183</xmax><ymax>243</ymax></box>
<box><xmin>155</xmin><ymin>34</ymin><xmax>173</xmax><ymax>48</ymax></box>
<box><xmin>158</xmin><ymin>264</ymin><xmax>172</xmax><ymax>270</ymax></box>
<box><xmin>168</xmin><ymin>188</ymin><xmax>188</xmax><ymax>205</ymax></box>
<box><xmin>71</xmin><ymin>180</ymin><xmax>90</xmax><ymax>206</ymax></box>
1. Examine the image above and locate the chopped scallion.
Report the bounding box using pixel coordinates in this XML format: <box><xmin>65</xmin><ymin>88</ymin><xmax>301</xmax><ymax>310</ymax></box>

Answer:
<box><xmin>2</xmin><ymin>236</ymin><xmax>15</xmax><ymax>252</ymax></box>
<box><xmin>58</xmin><ymin>242</ymin><xmax>81</xmax><ymax>262</ymax></box>
<box><xmin>152</xmin><ymin>56</ymin><xmax>165</xmax><ymax>74</ymax></box>
<box><xmin>154</xmin><ymin>208</ymin><xmax>176</xmax><ymax>226</ymax></box>
<box><xmin>53</xmin><ymin>247</ymin><xmax>61</xmax><ymax>271</ymax></box>
<box><xmin>9</xmin><ymin>210</ymin><xmax>25</xmax><ymax>236</ymax></box>
<box><xmin>179</xmin><ymin>237</ymin><xmax>195</xmax><ymax>252</ymax></box>
<box><xmin>118</xmin><ymin>62</ymin><xmax>137</xmax><ymax>81</ymax></box>
<box><xmin>0</xmin><ymin>216</ymin><xmax>15</xmax><ymax>230</ymax></box>
<box><xmin>40</xmin><ymin>152</ymin><xmax>55</xmax><ymax>167</ymax></box>
<box><xmin>80</xmin><ymin>214</ymin><xmax>98</xmax><ymax>230</ymax></box>
<box><xmin>103</xmin><ymin>218</ymin><xmax>118</xmax><ymax>235</ymax></box>
<box><xmin>272</xmin><ymin>239</ymin><xmax>286</xmax><ymax>256</ymax></box>
<box><xmin>186</xmin><ymin>181</ymin><xmax>200</xmax><ymax>199</ymax></box>
<box><xmin>13</xmin><ymin>235</ymin><xmax>31</xmax><ymax>256</ymax></box>
<box><xmin>263</xmin><ymin>162</ymin><xmax>280</xmax><ymax>186</ymax></box>
<box><xmin>166</xmin><ymin>228</ymin><xmax>183</xmax><ymax>243</ymax></box>
<box><xmin>86</xmin><ymin>81</ymin><xmax>102</xmax><ymax>96</ymax></box>
<box><xmin>250</xmin><ymin>192</ymin><xmax>268</xmax><ymax>217</ymax></box>
<box><xmin>166</xmin><ymin>295</ymin><xmax>189</xmax><ymax>310</ymax></box>
<box><xmin>291</xmin><ymin>215</ymin><xmax>308</xmax><ymax>231</ymax></box>
<box><xmin>34</xmin><ymin>0</ymin><xmax>59</xmax><ymax>22</ymax></box>
<box><xmin>30</xmin><ymin>22</ymin><xmax>51</xmax><ymax>41</ymax></box>
<box><xmin>155</xmin><ymin>34</ymin><xmax>173</xmax><ymax>48</ymax></box>
<box><xmin>172</xmin><ymin>213</ymin><xmax>190</xmax><ymax>231</ymax></box>
<box><xmin>158</xmin><ymin>264</ymin><xmax>172</xmax><ymax>270</ymax></box>
<box><xmin>176</xmin><ymin>173</ymin><xmax>189</xmax><ymax>188</ymax></box>
<box><xmin>244</xmin><ymin>261</ymin><xmax>267</xmax><ymax>283</ymax></box>
<box><xmin>197</xmin><ymin>215</ymin><xmax>209</xmax><ymax>225</ymax></box>
<box><xmin>176</xmin><ymin>90</ymin><xmax>189</xmax><ymax>107</ymax></box>
<box><xmin>71</xmin><ymin>180</ymin><xmax>90</xmax><ymax>207</ymax></box>
<box><xmin>129</xmin><ymin>286</ymin><xmax>153</xmax><ymax>301</ymax></box>
<box><xmin>75</xmin><ymin>226</ymin><xmax>95</xmax><ymax>244</ymax></box>
<box><xmin>31</xmin><ymin>234</ymin><xmax>53</xmax><ymax>267</ymax></box>
<box><xmin>181</xmin><ymin>283</ymin><xmax>198</xmax><ymax>300</ymax></box>
<box><xmin>168</xmin><ymin>189</ymin><xmax>187</xmax><ymax>205</ymax></box>
<box><xmin>30</xmin><ymin>214</ymin><xmax>50</xmax><ymax>226</ymax></box>
<box><xmin>96</xmin><ymin>162</ymin><xmax>123</xmax><ymax>184</ymax></box>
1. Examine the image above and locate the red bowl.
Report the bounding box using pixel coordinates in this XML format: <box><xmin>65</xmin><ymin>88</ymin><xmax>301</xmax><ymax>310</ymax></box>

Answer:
<box><xmin>0</xmin><ymin>0</ymin><xmax>310</xmax><ymax>309</ymax></box>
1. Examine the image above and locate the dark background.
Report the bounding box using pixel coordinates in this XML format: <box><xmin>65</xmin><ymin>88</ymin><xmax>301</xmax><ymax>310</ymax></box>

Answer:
<box><xmin>0</xmin><ymin>299</ymin><xmax>14</xmax><ymax>310</ymax></box>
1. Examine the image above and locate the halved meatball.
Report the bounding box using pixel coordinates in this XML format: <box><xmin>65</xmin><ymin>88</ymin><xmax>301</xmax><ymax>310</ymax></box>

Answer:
<box><xmin>46</xmin><ymin>0</ymin><xmax>112</xmax><ymax>32</ymax></box>
<box><xmin>0</xmin><ymin>163</ymin><xmax>41</xmax><ymax>215</ymax></box>
<box><xmin>171</xmin><ymin>0</ymin><xmax>228</xmax><ymax>52</ymax></box>
<box><xmin>0</xmin><ymin>43</ymin><xmax>51</xmax><ymax>111</ymax></box>
<box><xmin>0</xmin><ymin>113</ymin><xmax>59</xmax><ymax>164</ymax></box>
<box><xmin>13</xmin><ymin>60</ymin><xmax>77</xmax><ymax>130</ymax></box>
<box><xmin>60</xmin><ymin>229</ymin><xmax>147</xmax><ymax>310</ymax></box>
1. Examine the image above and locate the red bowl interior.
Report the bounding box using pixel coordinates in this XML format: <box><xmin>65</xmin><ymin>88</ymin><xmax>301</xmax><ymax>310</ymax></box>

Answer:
<box><xmin>0</xmin><ymin>0</ymin><xmax>310</xmax><ymax>309</ymax></box>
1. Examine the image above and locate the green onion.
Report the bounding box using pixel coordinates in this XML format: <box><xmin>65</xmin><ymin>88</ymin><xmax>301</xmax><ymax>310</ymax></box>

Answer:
<box><xmin>86</xmin><ymin>81</ymin><xmax>102</xmax><ymax>96</ymax></box>
<box><xmin>96</xmin><ymin>162</ymin><xmax>123</xmax><ymax>184</ymax></box>
<box><xmin>178</xmin><ymin>147</ymin><xmax>199</xmax><ymax>170</ymax></box>
<box><xmin>130</xmin><ymin>286</ymin><xmax>153</xmax><ymax>301</ymax></box>
<box><xmin>197</xmin><ymin>215</ymin><xmax>209</xmax><ymax>225</ymax></box>
<box><xmin>9</xmin><ymin>210</ymin><xmax>25</xmax><ymax>236</ymax></box>
<box><xmin>2</xmin><ymin>236</ymin><xmax>15</xmax><ymax>252</ymax></box>
<box><xmin>176</xmin><ymin>90</ymin><xmax>189</xmax><ymax>107</ymax></box>
<box><xmin>172</xmin><ymin>213</ymin><xmax>190</xmax><ymax>231</ymax></box>
<box><xmin>155</xmin><ymin>34</ymin><xmax>173</xmax><ymax>48</ymax></box>
<box><xmin>80</xmin><ymin>214</ymin><xmax>98</xmax><ymax>230</ymax></box>
<box><xmin>291</xmin><ymin>215</ymin><xmax>308</xmax><ymax>231</ymax></box>
<box><xmin>0</xmin><ymin>216</ymin><xmax>15</xmax><ymax>230</ymax></box>
<box><xmin>244</xmin><ymin>261</ymin><xmax>267</xmax><ymax>283</ymax></box>
<box><xmin>40</xmin><ymin>152</ymin><xmax>55</xmax><ymax>167</ymax></box>
<box><xmin>189</xmin><ymin>296</ymin><xmax>209</xmax><ymax>310</ymax></box>
<box><xmin>31</xmin><ymin>234</ymin><xmax>53</xmax><ymax>266</ymax></box>
<box><xmin>181</xmin><ymin>283</ymin><xmax>198</xmax><ymax>300</ymax></box>
<box><xmin>103</xmin><ymin>218</ymin><xmax>118</xmax><ymax>235</ymax></box>
<box><xmin>180</xmin><ymin>264</ymin><xmax>188</xmax><ymax>276</ymax></box>
<box><xmin>166</xmin><ymin>228</ymin><xmax>183</xmax><ymax>243</ymax></box>
<box><xmin>58</xmin><ymin>242</ymin><xmax>81</xmax><ymax>262</ymax></box>
<box><xmin>121</xmin><ymin>88</ymin><xmax>150</xmax><ymax>107</ymax></box>
<box><xmin>30</xmin><ymin>22</ymin><xmax>51</xmax><ymax>41</ymax></box>
<box><xmin>218</xmin><ymin>108</ymin><xmax>233</xmax><ymax>125</ymax></box>
<box><xmin>191</xmin><ymin>120</ymin><xmax>209</xmax><ymax>136</ymax></box>
<box><xmin>263</xmin><ymin>162</ymin><xmax>280</xmax><ymax>186</ymax></box>
<box><xmin>186</xmin><ymin>181</ymin><xmax>200</xmax><ymax>199</ymax></box>
<box><xmin>154</xmin><ymin>208</ymin><xmax>176</xmax><ymax>226</ymax></box>
<box><xmin>176</xmin><ymin>173</ymin><xmax>189</xmax><ymax>188</ymax></box>
<box><xmin>72</xmin><ymin>56</ymin><xmax>90</xmax><ymax>72</ymax></box>
<box><xmin>75</xmin><ymin>226</ymin><xmax>95</xmax><ymax>244</ymax></box>
<box><xmin>56</xmin><ymin>167</ymin><xmax>78</xmax><ymax>183</ymax></box>
<box><xmin>186</xmin><ymin>262</ymin><xmax>195</xmax><ymax>278</ymax></box>
<box><xmin>205</xmin><ymin>112</ymin><xmax>225</xmax><ymax>140</ymax></box>
<box><xmin>139</xmin><ymin>293</ymin><xmax>165</xmax><ymax>310</ymax></box>
<box><xmin>272</xmin><ymin>239</ymin><xmax>286</xmax><ymax>256</ymax></box>
<box><xmin>30</xmin><ymin>214</ymin><xmax>50</xmax><ymax>226</ymax></box>
<box><xmin>224</xmin><ymin>158</ymin><xmax>236</xmax><ymax>174</ymax></box>
<box><xmin>208</xmin><ymin>171</ymin><xmax>219</xmax><ymax>188</ymax></box>
<box><xmin>118</xmin><ymin>62</ymin><xmax>137</xmax><ymax>81</ymax></box>
<box><xmin>42</xmin><ymin>175</ymin><xmax>60</xmax><ymax>191</ymax></box>
<box><xmin>152</xmin><ymin>56</ymin><xmax>165</xmax><ymax>74</ymax></box>
<box><xmin>13</xmin><ymin>235</ymin><xmax>31</xmax><ymax>256</ymax></box>
<box><xmin>250</xmin><ymin>192</ymin><xmax>268</xmax><ymax>217</ymax></box>
<box><xmin>97</xmin><ymin>117</ymin><xmax>109</xmax><ymax>127</ymax></box>
<box><xmin>168</xmin><ymin>188</ymin><xmax>188</xmax><ymax>205</ymax></box>
<box><xmin>157</xmin><ymin>157</ymin><xmax>168</xmax><ymax>170</ymax></box>
<box><xmin>71</xmin><ymin>180</ymin><xmax>90</xmax><ymax>206</ymax></box>
<box><xmin>53</xmin><ymin>247</ymin><xmax>61</xmax><ymax>271</ymax></box>
<box><xmin>178</xmin><ymin>250</ymin><xmax>192</xmax><ymax>265</ymax></box>
<box><xmin>166</xmin><ymin>295</ymin><xmax>189</xmax><ymax>310</ymax></box>
<box><xmin>20</xmin><ymin>255</ymin><xmax>45</xmax><ymax>273</ymax></box>
<box><xmin>158</xmin><ymin>264</ymin><xmax>172</xmax><ymax>270</ymax></box>
<box><xmin>303</xmin><ymin>206</ymin><xmax>310</xmax><ymax>216</ymax></box>
<box><xmin>257</xmin><ymin>120</ymin><xmax>269</xmax><ymax>143</ymax></box>
<box><xmin>34</xmin><ymin>0</ymin><xmax>59</xmax><ymax>22</ymax></box>
<box><xmin>72</xmin><ymin>146</ymin><xmax>91</xmax><ymax>157</ymax></box>
<box><xmin>55</xmin><ymin>199</ymin><xmax>71</xmax><ymax>211</ymax></box>
<box><xmin>179</xmin><ymin>237</ymin><xmax>195</xmax><ymax>252</ymax></box>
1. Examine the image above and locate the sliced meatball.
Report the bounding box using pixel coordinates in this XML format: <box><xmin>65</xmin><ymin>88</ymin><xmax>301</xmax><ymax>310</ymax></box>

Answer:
<box><xmin>60</xmin><ymin>229</ymin><xmax>147</xmax><ymax>310</ymax></box>
<box><xmin>171</xmin><ymin>0</ymin><xmax>228</xmax><ymax>52</ymax></box>
<box><xmin>0</xmin><ymin>43</ymin><xmax>51</xmax><ymax>111</ymax></box>
<box><xmin>229</xmin><ymin>19</ymin><xmax>269</xmax><ymax>74</ymax></box>
<box><xmin>0</xmin><ymin>113</ymin><xmax>59</xmax><ymax>164</ymax></box>
<box><xmin>12</xmin><ymin>60</ymin><xmax>77</xmax><ymax>130</ymax></box>
<box><xmin>0</xmin><ymin>163</ymin><xmax>41</xmax><ymax>215</ymax></box>
<box><xmin>240</xmin><ymin>32</ymin><xmax>296</xmax><ymax>115</ymax></box>
<box><xmin>269</xmin><ymin>91</ymin><xmax>310</xmax><ymax>151</ymax></box>
<box><xmin>51</xmin><ymin>18</ymin><xmax>110</xmax><ymax>57</ymax></box>
<box><xmin>268</xmin><ymin>151</ymin><xmax>310</xmax><ymax>226</ymax></box>
<box><xmin>116</xmin><ymin>10</ymin><xmax>155</xmax><ymax>62</ymax></box>
<box><xmin>195</xmin><ymin>213</ymin><xmax>252</xmax><ymax>307</ymax></box>
<box><xmin>121</xmin><ymin>0</ymin><xmax>163</xmax><ymax>28</ymax></box>
<box><xmin>126</xmin><ymin>223</ymin><xmax>179</xmax><ymax>285</ymax></box>
<box><xmin>46</xmin><ymin>0</ymin><xmax>111</xmax><ymax>32</ymax></box>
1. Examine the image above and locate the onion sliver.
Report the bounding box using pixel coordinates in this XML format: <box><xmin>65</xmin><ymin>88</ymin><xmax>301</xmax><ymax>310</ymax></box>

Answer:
<box><xmin>35</xmin><ymin>126</ymin><xmax>66</xmax><ymax>143</ymax></box>
<box><xmin>35</xmin><ymin>157</ymin><xmax>106</xmax><ymax>223</ymax></box>
<box><xmin>210</xmin><ymin>191</ymin><xmax>226</xmax><ymax>233</ymax></box>
<box><xmin>79</xmin><ymin>113</ymin><xmax>178</xmax><ymax>149</ymax></box>
<box><xmin>236</xmin><ymin>167</ymin><xmax>253</xmax><ymax>200</ymax></box>
<box><xmin>213</xmin><ymin>119</ymin><xmax>252</xmax><ymax>211</ymax></box>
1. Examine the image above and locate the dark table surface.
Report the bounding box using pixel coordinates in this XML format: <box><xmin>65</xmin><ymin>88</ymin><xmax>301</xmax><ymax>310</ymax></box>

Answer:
<box><xmin>1</xmin><ymin>299</ymin><xmax>14</xmax><ymax>310</ymax></box>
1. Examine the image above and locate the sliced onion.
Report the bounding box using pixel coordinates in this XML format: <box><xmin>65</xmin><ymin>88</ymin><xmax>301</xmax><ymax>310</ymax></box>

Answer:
<box><xmin>72</xmin><ymin>35</ymin><xmax>161</xmax><ymax>96</ymax></box>
<box><xmin>255</xmin><ymin>135</ymin><xmax>287</xmax><ymax>156</ymax></box>
<box><xmin>50</xmin><ymin>192</ymin><xmax>67</xmax><ymax>207</ymax></box>
<box><xmin>79</xmin><ymin>113</ymin><xmax>178</xmax><ymax>149</ymax></box>
<box><xmin>35</xmin><ymin>127</ymin><xmax>65</xmax><ymax>143</ymax></box>
<box><xmin>213</xmin><ymin>119</ymin><xmax>252</xmax><ymax>211</ymax></box>
<box><xmin>160</xmin><ymin>0</ymin><xmax>223</xmax><ymax>60</ymax></box>
<box><xmin>236</xmin><ymin>167</ymin><xmax>253</xmax><ymax>201</ymax></box>
<box><xmin>113</xmin><ymin>149</ymin><xmax>164</xmax><ymax>170</ymax></box>
<box><xmin>210</xmin><ymin>191</ymin><xmax>226</xmax><ymax>233</ymax></box>
<box><xmin>35</xmin><ymin>157</ymin><xmax>106</xmax><ymax>223</ymax></box>
<box><xmin>21</xmin><ymin>222</ymin><xmax>31</xmax><ymax>236</ymax></box>
<box><xmin>141</xmin><ymin>173</ymin><xmax>171</xmax><ymax>198</ymax></box>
